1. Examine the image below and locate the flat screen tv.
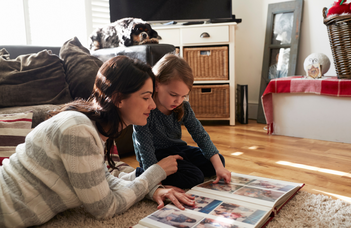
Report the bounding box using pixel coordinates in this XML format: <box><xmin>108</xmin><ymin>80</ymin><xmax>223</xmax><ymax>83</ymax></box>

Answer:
<box><xmin>109</xmin><ymin>0</ymin><xmax>232</xmax><ymax>24</ymax></box>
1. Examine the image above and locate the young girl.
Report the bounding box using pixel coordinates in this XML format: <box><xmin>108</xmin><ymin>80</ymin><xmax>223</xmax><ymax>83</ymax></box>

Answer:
<box><xmin>0</xmin><ymin>56</ymin><xmax>194</xmax><ymax>228</ymax></box>
<box><xmin>133</xmin><ymin>54</ymin><xmax>231</xmax><ymax>189</ymax></box>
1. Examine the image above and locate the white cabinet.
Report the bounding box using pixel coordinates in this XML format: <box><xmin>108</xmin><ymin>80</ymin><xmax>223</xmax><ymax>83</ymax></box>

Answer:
<box><xmin>154</xmin><ymin>22</ymin><xmax>236</xmax><ymax>125</ymax></box>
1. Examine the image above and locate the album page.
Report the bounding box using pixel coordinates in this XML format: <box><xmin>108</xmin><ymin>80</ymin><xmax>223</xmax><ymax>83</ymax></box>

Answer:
<box><xmin>191</xmin><ymin>172</ymin><xmax>304</xmax><ymax>209</ymax></box>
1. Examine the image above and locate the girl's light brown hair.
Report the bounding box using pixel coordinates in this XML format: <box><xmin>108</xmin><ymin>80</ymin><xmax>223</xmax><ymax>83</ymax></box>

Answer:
<box><xmin>152</xmin><ymin>53</ymin><xmax>194</xmax><ymax>121</ymax></box>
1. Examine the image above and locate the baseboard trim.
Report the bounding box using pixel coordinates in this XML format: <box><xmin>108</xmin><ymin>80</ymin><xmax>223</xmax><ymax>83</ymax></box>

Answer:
<box><xmin>248</xmin><ymin>103</ymin><xmax>258</xmax><ymax>120</ymax></box>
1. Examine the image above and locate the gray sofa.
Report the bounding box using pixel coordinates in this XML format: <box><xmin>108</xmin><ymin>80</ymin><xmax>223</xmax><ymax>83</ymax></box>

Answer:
<box><xmin>0</xmin><ymin>38</ymin><xmax>175</xmax><ymax>157</ymax></box>
<box><xmin>0</xmin><ymin>45</ymin><xmax>72</xmax><ymax>127</ymax></box>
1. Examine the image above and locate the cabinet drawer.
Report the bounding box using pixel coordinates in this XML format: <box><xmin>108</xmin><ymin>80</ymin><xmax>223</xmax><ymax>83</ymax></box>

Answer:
<box><xmin>156</xmin><ymin>29</ymin><xmax>180</xmax><ymax>46</ymax></box>
<box><xmin>189</xmin><ymin>85</ymin><xmax>230</xmax><ymax>118</ymax></box>
<box><xmin>182</xmin><ymin>26</ymin><xmax>229</xmax><ymax>44</ymax></box>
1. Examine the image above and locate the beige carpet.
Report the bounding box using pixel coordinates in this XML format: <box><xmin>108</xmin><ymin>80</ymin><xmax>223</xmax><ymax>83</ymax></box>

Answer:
<box><xmin>35</xmin><ymin>191</ymin><xmax>351</xmax><ymax>228</ymax></box>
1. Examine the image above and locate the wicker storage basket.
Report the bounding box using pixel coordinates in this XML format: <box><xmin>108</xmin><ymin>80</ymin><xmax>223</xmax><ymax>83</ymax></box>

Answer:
<box><xmin>189</xmin><ymin>85</ymin><xmax>229</xmax><ymax>118</ymax></box>
<box><xmin>323</xmin><ymin>7</ymin><xmax>351</xmax><ymax>79</ymax></box>
<box><xmin>183</xmin><ymin>46</ymin><xmax>228</xmax><ymax>81</ymax></box>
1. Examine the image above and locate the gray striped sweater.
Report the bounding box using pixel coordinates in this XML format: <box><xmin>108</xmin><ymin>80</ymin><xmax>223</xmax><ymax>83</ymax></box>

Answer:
<box><xmin>0</xmin><ymin>111</ymin><xmax>166</xmax><ymax>228</ymax></box>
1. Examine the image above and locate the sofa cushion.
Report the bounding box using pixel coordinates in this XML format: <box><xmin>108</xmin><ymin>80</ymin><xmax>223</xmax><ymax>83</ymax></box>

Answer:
<box><xmin>0</xmin><ymin>49</ymin><xmax>72</xmax><ymax>108</ymax></box>
<box><xmin>0</xmin><ymin>111</ymin><xmax>33</xmax><ymax>165</ymax></box>
<box><xmin>60</xmin><ymin>37</ymin><xmax>103</xmax><ymax>100</ymax></box>
<box><xmin>0</xmin><ymin>104</ymin><xmax>62</xmax><ymax>128</ymax></box>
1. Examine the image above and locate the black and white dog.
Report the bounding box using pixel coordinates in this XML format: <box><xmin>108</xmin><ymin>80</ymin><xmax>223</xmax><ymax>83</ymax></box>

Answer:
<box><xmin>89</xmin><ymin>18</ymin><xmax>159</xmax><ymax>51</ymax></box>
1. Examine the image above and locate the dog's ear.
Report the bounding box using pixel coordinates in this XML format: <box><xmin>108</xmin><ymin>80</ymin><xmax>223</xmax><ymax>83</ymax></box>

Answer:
<box><xmin>149</xmin><ymin>29</ymin><xmax>158</xmax><ymax>39</ymax></box>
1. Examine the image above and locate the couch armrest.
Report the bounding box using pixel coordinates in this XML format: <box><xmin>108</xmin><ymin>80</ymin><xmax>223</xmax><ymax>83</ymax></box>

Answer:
<box><xmin>0</xmin><ymin>45</ymin><xmax>61</xmax><ymax>58</ymax></box>
<box><xmin>91</xmin><ymin>44</ymin><xmax>175</xmax><ymax>66</ymax></box>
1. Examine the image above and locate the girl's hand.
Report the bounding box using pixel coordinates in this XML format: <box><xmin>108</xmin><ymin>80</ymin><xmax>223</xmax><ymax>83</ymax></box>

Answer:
<box><xmin>153</xmin><ymin>187</ymin><xmax>195</xmax><ymax>210</ymax></box>
<box><xmin>156</xmin><ymin>155</ymin><xmax>183</xmax><ymax>176</ymax></box>
<box><xmin>210</xmin><ymin>154</ymin><xmax>231</xmax><ymax>184</ymax></box>
<box><xmin>213</xmin><ymin>167</ymin><xmax>231</xmax><ymax>184</ymax></box>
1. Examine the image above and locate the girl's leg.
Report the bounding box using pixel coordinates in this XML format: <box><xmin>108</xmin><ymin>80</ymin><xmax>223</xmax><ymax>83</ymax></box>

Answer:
<box><xmin>180</xmin><ymin>145</ymin><xmax>225</xmax><ymax>177</ymax></box>
<box><xmin>155</xmin><ymin>146</ymin><xmax>204</xmax><ymax>189</ymax></box>
<box><xmin>135</xmin><ymin>166</ymin><xmax>144</xmax><ymax>177</ymax></box>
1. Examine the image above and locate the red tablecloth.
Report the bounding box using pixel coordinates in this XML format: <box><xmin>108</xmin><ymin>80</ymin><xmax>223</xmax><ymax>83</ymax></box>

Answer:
<box><xmin>262</xmin><ymin>76</ymin><xmax>351</xmax><ymax>134</ymax></box>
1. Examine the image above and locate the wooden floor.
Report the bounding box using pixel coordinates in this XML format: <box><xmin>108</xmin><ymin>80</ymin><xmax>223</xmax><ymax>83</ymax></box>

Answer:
<box><xmin>121</xmin><ymin>120</ymin><xmax>351</xmax><ymax>203</ymax></box>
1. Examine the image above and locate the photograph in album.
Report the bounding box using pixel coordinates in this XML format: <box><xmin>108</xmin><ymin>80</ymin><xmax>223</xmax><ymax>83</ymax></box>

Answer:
<box><xmin>184</xmin><ymin>194</ymin><xmax>268</xmax><ymax>225</ymax></box>
<box><xmin>233</xmin><ymin>187</ymin><xmax>284</xmax><ymax>202</ymax></box>
<box><xmin>192</xmin><ymin>173</ymin><xmax>302</xmax><ymax>207</ymax></box>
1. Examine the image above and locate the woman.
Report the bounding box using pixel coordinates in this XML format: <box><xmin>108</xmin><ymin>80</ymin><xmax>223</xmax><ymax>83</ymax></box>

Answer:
<box><xmin>0</xmin><ymin>56</ymin><xmax>194</xmax><ymax>227</ymax></box>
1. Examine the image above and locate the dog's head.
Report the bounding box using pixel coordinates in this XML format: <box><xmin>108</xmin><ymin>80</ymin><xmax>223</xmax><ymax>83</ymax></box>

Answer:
<box><xmin>115</xmin><ymin>18</ymin><xmax>158</xmax><ymax>47</ymax></box>
<box><xmin>131</xmin><ymin>23</ymin><xmax>158</xmax><ymax>45</ymax></box>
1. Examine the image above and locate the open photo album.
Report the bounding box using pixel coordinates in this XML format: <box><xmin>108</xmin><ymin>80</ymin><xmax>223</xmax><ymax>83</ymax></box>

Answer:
<box><xmin>133</xmin><ymin>172</ymin><xmax>304</xmax><ymax>228</ymax></box>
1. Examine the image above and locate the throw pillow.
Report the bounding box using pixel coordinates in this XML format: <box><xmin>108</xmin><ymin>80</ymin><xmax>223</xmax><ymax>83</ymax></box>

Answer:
<box><xmin>107</xmin><ymin>144</ymin><xmax>135</xmax><ymax>176</ymax></box>
<box><xmin>0</xmin><ymin>49</ymin><xmax>72</xmax><ymax>108</ymax></box>
<box><xmin>60</xmin><ymin>37</ymin><xmax>103</xmax><ymax>100</ymax></box>
<box><xmin>0</xmin><ymin>112</ymin><xmax>33</xmax><ymax>165</ymax></box>
<box><xmin>0</xmin><ymin>48</ymin><xmax>10</xmax><ymax>60</ymax></box>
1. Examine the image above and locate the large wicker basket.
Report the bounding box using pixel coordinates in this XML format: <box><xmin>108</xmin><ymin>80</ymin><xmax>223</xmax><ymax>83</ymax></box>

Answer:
<box><xmin>183</xmin><ymin>46</ymin><xmax>228</xmax><ymax>81</ymax></box>
<box><xmin>323</xmin><ymin>7</ymin><xmax>351</xmax><ymax>79</ymax></box>
<box><xmin>188</xmin><ymin>85</ymin><xmax>229</xmax><ymax>118</ymax></box>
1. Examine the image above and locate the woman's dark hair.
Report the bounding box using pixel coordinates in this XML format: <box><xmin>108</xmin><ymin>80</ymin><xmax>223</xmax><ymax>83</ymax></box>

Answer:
<box><xmin>49</xmin><ymin>55</ymin><xmax>155</xmax><ymax>170</ymax></box>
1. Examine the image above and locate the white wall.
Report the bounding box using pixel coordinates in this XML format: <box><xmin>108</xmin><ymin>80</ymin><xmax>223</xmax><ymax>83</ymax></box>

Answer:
<box><xmin>232</xmin><ymin>0</ymin><xmax>335</xmax><ymax>119</ymax></box>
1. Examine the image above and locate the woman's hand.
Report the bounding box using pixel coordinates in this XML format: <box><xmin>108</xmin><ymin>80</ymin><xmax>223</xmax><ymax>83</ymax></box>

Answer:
<box><xmin>156</xmin><ymin>155</ymin><xmax>183</xmax><ymax>176</ymax></box>
<box><xmin>153</xmin><ymin>187</ymin><xmax>195</xmax><ymax>210</ymax></box>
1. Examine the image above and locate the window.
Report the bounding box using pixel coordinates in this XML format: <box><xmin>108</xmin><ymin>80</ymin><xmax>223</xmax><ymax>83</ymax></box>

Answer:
<box><xmin>0</xmin><ymin>0</ymin><xmax>110</xmax><ymax>47</ymax></box>
<box><xmin>91</xmin><ymin>0</ymin><xmax>110</xmax><ymax>30</ymax></box>
<box><xmin>1</xmin><ymin>1</ymin><xmax>27</xmax><ymax>45</ymax></box>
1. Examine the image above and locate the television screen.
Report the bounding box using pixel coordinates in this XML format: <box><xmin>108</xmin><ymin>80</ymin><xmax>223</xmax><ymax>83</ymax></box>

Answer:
<box><xmin>109</xmin><ymin>0</ymin><xmax>232</xmax><ymax>23</ymax></box>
